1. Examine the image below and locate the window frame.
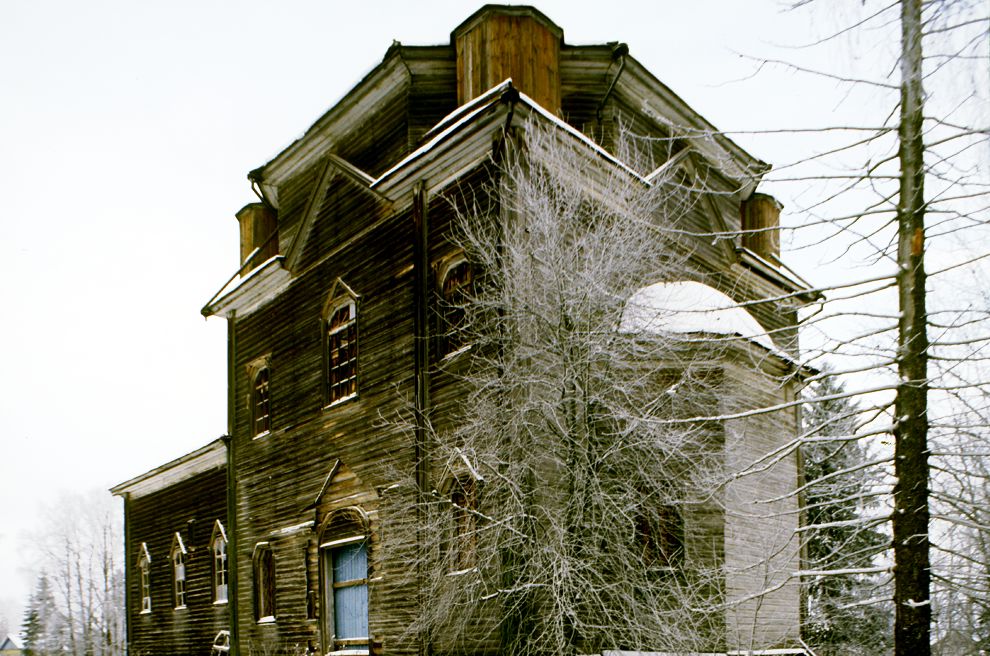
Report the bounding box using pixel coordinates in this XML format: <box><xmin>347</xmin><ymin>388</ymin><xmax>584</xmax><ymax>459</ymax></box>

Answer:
<box><xmin>211</xmin><ymin>521</ymin><xmax>229</xmax><ymax>604</ymax></box>
<box><xmin>322</xmin><ymin>280</ymin><xmax>360</xmax><ymax>407</ymax></box>
<box><xmin>634</xmin><ymin>501</ymin><xmax>685</xmax><ymax>571</ymax></box>
<box><xmin>448</xmin><ymin>475</ymin><xmax>479</xmax><ymax>573</ymax></box>
<box><xmin>253</xmin><ymin>542</ymin><xmax>276</xmax><ymax>623</ymax></box>
<box><xmin>252</xmin><ymin>366</ymin><xmax>271</xmax><ymax>437</ymax></box>
<box><xmin>171</xmin><ymin>533</ymin><xmax>188</xmax><ymax>610</ymax></box>
<box><xmin>435</xmin><ymin>252</ymin><xmax>474</xmax><ymax>359</ymax></box>
<box><xmin>318</xmin><ymin>507</ymin><xmax>371</xmax><ymax>655</ymax></box>
<box><xmin>138</xmin><ymin>543</ymin><xmax>152</xmax><ymax>614</ymax></box>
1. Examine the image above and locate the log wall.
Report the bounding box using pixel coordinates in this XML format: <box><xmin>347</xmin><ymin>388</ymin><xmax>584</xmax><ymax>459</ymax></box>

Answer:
<box><xmin>126</xmin><ymin>467</ymin><xmax>229</xmax><ymax>656</ymax></box>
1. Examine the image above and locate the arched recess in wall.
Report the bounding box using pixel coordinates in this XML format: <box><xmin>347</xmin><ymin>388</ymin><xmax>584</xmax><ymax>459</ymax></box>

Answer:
<box><xmin>317</xmin><ymin>506</ymin><xmax>371</xmax><ymax>654</ymax></box>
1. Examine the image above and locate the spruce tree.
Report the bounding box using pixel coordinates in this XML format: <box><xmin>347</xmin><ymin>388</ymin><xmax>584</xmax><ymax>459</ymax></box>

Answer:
<box><xmin>21</xmin><ymin>574</ymin><xmax>59</xmax><ymax>656</ymax></box>
<box><xmin>803</xmin><ymin>372</ymin><xmax>892</xmax><ymax>655</ymax></box>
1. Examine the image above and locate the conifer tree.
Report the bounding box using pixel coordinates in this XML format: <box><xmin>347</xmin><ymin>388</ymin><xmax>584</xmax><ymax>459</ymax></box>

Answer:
<box><xmin>22</xmin><ymin>573</ymin><xmax>61</xmax><ymax>656</ymax></box>
<box><xmin>803</xmin><ymin>371</ymin><xmax>892</xmax><ymax>655</ymax></box>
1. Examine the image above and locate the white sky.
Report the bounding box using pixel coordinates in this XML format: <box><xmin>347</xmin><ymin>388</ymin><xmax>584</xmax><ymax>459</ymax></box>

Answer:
<box><xmin>0</xmin><ymin>0</ymin><xmax>896</xmax><ymax>630</ymax></box>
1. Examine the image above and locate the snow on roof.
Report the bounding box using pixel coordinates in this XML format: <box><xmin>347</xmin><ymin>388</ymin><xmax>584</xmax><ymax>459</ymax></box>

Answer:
<box><xmin>1</xmin><ymin>634</ymin><xmax>24</xmax><ymax>649</ymax></box>
<box><xmin>619</xmin><ymin>280</ymin><xmax>780</xmax><ymax>355</ymax></box>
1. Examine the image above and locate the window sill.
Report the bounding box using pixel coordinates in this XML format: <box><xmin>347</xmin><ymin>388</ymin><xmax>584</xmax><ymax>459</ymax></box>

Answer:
<box><xmin>257</xmin><ymin>616</ymin><xmax>276</xmax><ymax>625</ymax></box>
<box><xmin>139</xmin><ymin>609</ymin><xmax>151</xmax><ymax>615</ymax></box>
<box><xmin>213</xmin><ymin>599</ymin><xmax>229</xmax><ymax>606</ymax></box>
<box><xmin>174</xmin><ymin>605</ymin><xmax>187</xmax><ymax>611</ymax></box>
<box><xmin>252</xmin><ymin>430</ymin><xmax>271</xmax><ymax>440</ymax></box>
<box><xmin>323</xmin><ymin>393</ymin><xmax>358</xmax><ymax>411</ymax></box>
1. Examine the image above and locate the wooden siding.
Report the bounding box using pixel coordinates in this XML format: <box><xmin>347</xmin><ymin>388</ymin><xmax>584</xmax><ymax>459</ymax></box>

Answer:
<box><xmin>126</xmin><ymin>467</ymin><xmax>228</xmax><ymax>656</ymax></box>
<box><xmin>722</xmin><ymin>362</ymin><xmax>803</xmax><ymax>649</ymax></box>
<box><xmin>455</xmin><ymin>11</ymin><xmax>561</xmax><ymax>113</ymax></box>
<box><xmin>231</xmin><ymin>185</ymin><xmax>421</xmax><ymax>654</ymax></box>
<box><xmin>198</xmin><ymin>13</ymin><xmax>805</xmax><ymax>654</ymax></box>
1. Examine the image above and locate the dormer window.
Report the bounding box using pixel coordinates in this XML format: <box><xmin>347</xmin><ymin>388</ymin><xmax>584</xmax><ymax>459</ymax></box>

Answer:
<box><xmin>252</xmin><ymin>367</ymin><xmax>271</xmax><ymax>436</ymax></box>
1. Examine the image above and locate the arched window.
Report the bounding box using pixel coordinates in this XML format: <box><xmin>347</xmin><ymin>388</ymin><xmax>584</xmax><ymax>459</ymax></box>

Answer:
<box><xmin>318</xmin><ymin>508</ymin><xmax>370</xmax><ymax>654</ymax></box>
<box><xmin>253</xmin><ymin>543</ymin><xmax>276</xmax><ymax>622</ymax></box>
<box><xmin>211</xmin><ymin>521</ymin><xmax>228</xmax><ymax>604</ymax></box>
<box><xmin>252</xmin><ymin>367</ymin><xmax>271</xmax><ymax>436</ymax></box>
<box><xmin>138</xmin><ymin>543</ymin><xmax>152</xmax><ymax>614</ymax></box>
<box><xmin>171</xmin><ymin>533</ymin><xmax>187</xmax><ymax>609</ymax></box>
<box><xmin>436</xmin><ymin>254</ymin><xmax>474</xmax><ymax>357</ymax></box>
<box><xmin>324</xmin><ymin>284</ymin><xmax>359</xmax><ymax>405</ymax></box>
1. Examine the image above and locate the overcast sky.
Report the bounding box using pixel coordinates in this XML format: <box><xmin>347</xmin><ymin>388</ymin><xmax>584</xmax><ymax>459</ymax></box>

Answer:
<box><xmin>0</xmin><ymin>0</ymin><xmax>888</xmax><ymax>629</ymax></box>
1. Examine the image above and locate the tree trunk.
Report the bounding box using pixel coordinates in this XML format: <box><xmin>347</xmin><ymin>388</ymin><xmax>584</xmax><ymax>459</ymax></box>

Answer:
<box><xmin>892</xmin><ymin>0</ymin><xmax>931</xmax><ymax>653</ymax></box>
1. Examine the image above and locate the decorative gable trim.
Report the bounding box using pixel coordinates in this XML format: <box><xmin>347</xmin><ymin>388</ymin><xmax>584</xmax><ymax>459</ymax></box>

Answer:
<box><xmin>284</xmin><ymin>158</ymin><xmax>337</xmax><ymax>273</ymax></box>
<box><xmin>312</xmin><ymin>458</ymin><xmax>342</xmax><ymax>511</ymax></box>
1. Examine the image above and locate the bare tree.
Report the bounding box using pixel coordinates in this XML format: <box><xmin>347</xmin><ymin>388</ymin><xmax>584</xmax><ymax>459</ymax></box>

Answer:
<box><xmin>22</xmin><ymin>491</ymin><xmax>124</xmax><ymax>656</ymax></box>
<box><xmin>383</xmin><ymin>115</ymin><xmax>806</xmax><ymax>656</ymax></box>
<box><xmin>739</xmin><ymin>1</ymin><xmax>989</xmax><ymax>654</ymax></box>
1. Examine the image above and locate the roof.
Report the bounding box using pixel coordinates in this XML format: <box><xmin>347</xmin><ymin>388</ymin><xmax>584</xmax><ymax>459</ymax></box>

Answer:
<box><xmin>451</xmin><ymin>5</ymin><xmax>563</xmax><ymax>41</ymax></box>
<box><xmin>0</xmin><ymin>635</ymin><xmax>24</xmax><ymax>650</ymax></box>
<box><xmin>618</xmin><ymin>280</ymin><xmax>785</xmax><ymax>358</ymax></box>
<box><xmin>110</xmin><ymin>437</ymin><xmax>227</xmax><ymax>499</ymax></box>
<box><xmin>203</xmin><ymin>79</ymin><xmax>798</xmax><ymax>320</ymax></box>
<box><xmin>251</xmin><ymin>9</ymin><xmax>768</xmax><ymax>197</ymax></box>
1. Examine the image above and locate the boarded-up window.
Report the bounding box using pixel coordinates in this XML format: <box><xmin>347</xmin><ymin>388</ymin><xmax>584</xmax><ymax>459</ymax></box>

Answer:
<box><xmin>319</xmin><ymin>509</ymin><xmax>370</xmax><ymax>653</ymax></box>
<box><xmin>252</xmin><ymin>367</ymin><xmax>271</xmax><ymax>436</ymax></box>
<box><xmin>327</xmin><ymin>301</ymin><xmax>358</xmax><ymax>403</ymax></box>
<box><xmin>254</xmin><ymin>544</ymin><xmax>276</xmax><ymax>622</ymax></box>
<box><xmin>330</xmin><ymin>541</ymin><xmax>369</xmax><ymax>649</ymax></box>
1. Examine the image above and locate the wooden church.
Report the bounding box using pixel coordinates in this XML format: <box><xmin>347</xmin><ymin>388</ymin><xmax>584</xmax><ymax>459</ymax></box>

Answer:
<box><xmin>113</xmin><ymin>6</ymin><xmax>816</xmax><ymax>656</ymax></box>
